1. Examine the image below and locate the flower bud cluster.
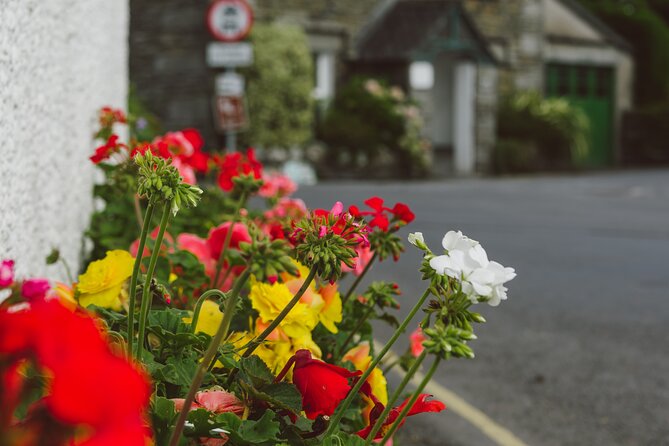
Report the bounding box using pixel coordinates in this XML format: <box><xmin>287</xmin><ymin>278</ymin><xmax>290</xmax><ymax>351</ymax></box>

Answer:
<box><xmin>368</xmin><ymin>230</ymin><xmax>404</xmax><ymax>262</ymax></box>
<box><xmin>361</xmin><ymin>281</ymin><xmax>401</xmax><ymax>310</ymax></box>
<box><xmin>423</xmin><ymin>321</ymin><xmax>477</xmax><ymax>359</ymax></box>
<box><xmin>135</xmin><ymin>150</ymin><xmax>202</xmax><ymax>215</ymax></box>
<box><xmin>231</xmin><ymin>173</ymin><xmax>264</xmax><ymax>197</ymax></box>
<box><xmin>291</xmin><ymin>202</ymin><xmax>368</xmax><ymax>283</ymax></box>
<box><xmin>238</xmin><ymin>230</ymin><xmax>299</xmax><ymax>283</ymax></box>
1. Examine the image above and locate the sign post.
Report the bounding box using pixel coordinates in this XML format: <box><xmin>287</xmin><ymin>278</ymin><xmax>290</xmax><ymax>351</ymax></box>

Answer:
<box><xmin>206</xmin><ymin>0</ymin><xmax>254</xmax><ymax>152</ymax></box>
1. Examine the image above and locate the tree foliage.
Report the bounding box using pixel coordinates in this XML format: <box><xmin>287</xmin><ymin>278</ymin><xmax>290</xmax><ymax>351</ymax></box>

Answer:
<box><xmin>578</xmin><ymin>0</ymin><xmax>669</xmax><ymax>106</ymax></box>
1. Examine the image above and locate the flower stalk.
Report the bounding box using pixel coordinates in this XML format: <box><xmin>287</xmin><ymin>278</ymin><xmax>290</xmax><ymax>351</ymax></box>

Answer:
<box><xmin>127</xmin><ymin>202</ymin><xmax>155</xmax><ymax>358</ymax></box>
<box><xmin>211</xmin><ymin>191</ymin><xmax>249</xmax><ymax>288</ymax></box>
<box><xmin>380</xmin><ymin>356</ymin><xmax>441</xmax><ymax>444</ymax></box>
<box><xmin>190</xmin><ymin>289</ymin><xmax>228</xmax><ymax>333</ymax></box>
<box><xmin>135</xmin><ymin>203</ymin><xmax>171</xmax><ymax>360</ymax></box>
<box><xmin>241</xmin><ymin>266</ymin><xmax>318</xmax><ymax>358</ymax></box>
<box><xmin>338</xmin><ymin>298</ymin><xmax>377</xmax><ymax>357</ymax></box>
<box><xmin>342</xmin><ymin>252</ymin><xmax>377</xmax><ymax>304</ymax></box>
<box><xmin>364</xmin><ymin>350</ymin><xmax>428</xmax><ymax>444</ymax></box>
<box><xmin>323</xmin><ymin>287</ymin><xmax>432</xmax><ymax>439</ymax></box>
<box><xmin>168</xmin><ymin>268</ymin><xmax>252</xmax><ymax>446</ymax></box>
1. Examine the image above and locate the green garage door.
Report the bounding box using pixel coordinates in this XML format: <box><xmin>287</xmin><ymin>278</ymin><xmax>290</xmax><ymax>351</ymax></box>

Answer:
<box><xmin>546</xmin><ymin>63</ymin><xmax>614</xmax><ymax>167</ymax></box>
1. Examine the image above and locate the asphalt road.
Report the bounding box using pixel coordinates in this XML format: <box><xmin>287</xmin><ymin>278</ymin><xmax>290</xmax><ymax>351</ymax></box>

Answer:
<box><xmin>297</xmin><ymin>170</ymin><xmax>669</xmax><ymax>446</ymax></box>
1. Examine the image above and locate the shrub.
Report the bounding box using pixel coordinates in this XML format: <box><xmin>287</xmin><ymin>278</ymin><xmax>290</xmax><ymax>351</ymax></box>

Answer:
<box><xmin>319</xmin><ymin>78</ymin><xmax>431</xmax><ymax>178</ymax></box>
<box><xmin>240</xmin><ymin>24</ymin><xmax>314</xmax><ymax>150</ymax></box>
<box><xmin>495</xmin><ymin>91</ymin><xmax>590</xmax><ymax>172</ymax></box>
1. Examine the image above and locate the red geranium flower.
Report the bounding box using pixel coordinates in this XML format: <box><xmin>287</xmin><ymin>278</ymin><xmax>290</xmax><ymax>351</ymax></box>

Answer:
<box><xmin>90</xmin><ymin>135</ymin><xmax>127</xmax><ymax>164</ymax></box>
<box><xmin>215</xmin><ymin>148</ymin><xmax>263</xmax><ymax>191</ymax></box>
<box><xmin>98</xmin><ymin>107</ymin><xmax>127</xmax><ymax>127</ymax></box>
<box><xmin>207</xmin><ymin>222</ymin><xmax>252</xmax><ymax>261</ymax></box>
<box><xmin>0</xmin><ymin>300</ymin><xmax>151</xmax><ymax>445</ymax></box>
<box><xmin>276</xmin><ymin>349</ymin><xmax>361</xmax><ymax>420</ymax></box>
<box><xmin>357</xmin><ymin>393</ymin><xmax>446</xmax><ymax>440</ymax></box>
<box><xmin>349</xmin><ymin>197</ymin><xmax>415</xmax><ymax>232</ymax></box>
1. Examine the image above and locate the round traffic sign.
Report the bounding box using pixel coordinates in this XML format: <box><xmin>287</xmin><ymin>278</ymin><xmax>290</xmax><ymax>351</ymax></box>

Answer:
<box><xmin>206</xmin><ymin>0</ymin><xmax>254</xmax><ymax>42</ymax></box>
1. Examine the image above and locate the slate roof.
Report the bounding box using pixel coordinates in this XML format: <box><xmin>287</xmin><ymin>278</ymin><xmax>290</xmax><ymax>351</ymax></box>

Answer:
<box><xmin>555</xmin><ymin>0</ymin><xmax>633</xmax><ymax>53</ymax></box>
<box><xmin>357</xmin><ymin>0</ymin><xmax>495</xmax><ymax>63</ymax></box>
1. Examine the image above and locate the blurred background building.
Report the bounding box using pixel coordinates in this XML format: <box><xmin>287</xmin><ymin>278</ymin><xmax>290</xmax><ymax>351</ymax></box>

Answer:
<box><xmin>129</xmin><ymin>0</ymin><xmax>667</xmax><ymax>178</ymax></box>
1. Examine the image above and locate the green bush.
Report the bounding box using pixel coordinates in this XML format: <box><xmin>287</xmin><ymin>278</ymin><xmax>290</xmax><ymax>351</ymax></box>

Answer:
<box><xmin>496</xmin><ymin>92</ymin><xmax>590</xmax><ymax>172</ymax></box>
<box><xmin>318</xmin><ymin>78</ymin><xmax>431</xmax><ymax>178</ymax></box>
<box><xmin>240</xmin><ymin>24</ymin><xmax>314</xmax><ymax>150</ymax></box>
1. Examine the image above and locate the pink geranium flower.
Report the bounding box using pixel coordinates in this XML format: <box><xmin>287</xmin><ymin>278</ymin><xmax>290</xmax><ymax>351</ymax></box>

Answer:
<box><xmin>21</xmin><ymin>279</ymin><xmax>51</xmax><ymax>302</ymax></box>
<box><xmin>409</xmin><ymin>326</ymin><xmax>426</xmax><ymax>358</ymax></box>
<box><xmin>0</xmin><ymin>260</ymin><xmax>14</xmax><ymax>287</ymax></box>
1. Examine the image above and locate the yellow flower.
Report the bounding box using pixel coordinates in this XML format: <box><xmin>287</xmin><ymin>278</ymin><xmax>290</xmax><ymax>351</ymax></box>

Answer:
<box><xmin>77</xmin><ymin>250</ymin><xmax>134</xmax><ymax>310</ymax></box>
<box><xmin>229</xmin><ymin>328</ymin><xmax>323</xmax><ymax>377</ymax></box>
<box><xmin>344</xmin><ymin>343</ymin><xmax>388</xmax><ymax>422</ymax></box>
<box><xmin>53</xmin><ymin>282</ymin><xmax>77</xmax><ymax>310</ymax></box>
<box><xmin>184</xmin><ymin>300</ymin><xmax>223</xmax><ymax>336</ymax></box>
<box><xmin>282</xmin><ymin>260</ymin><xmax>342</xmax><ymax>333</ymax></box>
<box><xmin>249</xmin><ymin>281</ymin><xmax>318</xmax><ymax>340</ymax></box>
<box><xmin>317</xmin><ymin>282</ymin><xmax>343</xmax><ymax>333</ymax></box>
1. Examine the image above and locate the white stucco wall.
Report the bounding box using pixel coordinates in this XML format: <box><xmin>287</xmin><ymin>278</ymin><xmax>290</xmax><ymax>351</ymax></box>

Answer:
<box><xmin>0</xmin><ymin>1</ymin><xmax>129</xmax><ymax>280</ymax></box>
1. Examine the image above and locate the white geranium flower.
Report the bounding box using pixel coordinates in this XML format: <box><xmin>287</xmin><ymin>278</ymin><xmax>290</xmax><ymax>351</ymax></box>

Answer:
<box><xmin>429</xmin><ymin>250</ymin><xmax>467</xmax><ymax>279</ymax></box>
<box><xmin>430</xmin><ymin>231</ymin><xmax>516</xmax><ymax>306</ymax></box>
<box><xmin>442</xmin><ymin>230</ymin><xmax>478</xmax><ymax>252</ymax></box>
<box><xmin>408</xmin><ymin>232</ymin><xmax>426</xmax><ymax>249</ymax></box>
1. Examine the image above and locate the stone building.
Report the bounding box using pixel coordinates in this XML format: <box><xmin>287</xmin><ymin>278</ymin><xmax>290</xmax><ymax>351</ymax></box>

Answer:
<box><xmin>129</xmin><ymin>0</ymin><xmax>633</xmax><ymax>174</ymax></box>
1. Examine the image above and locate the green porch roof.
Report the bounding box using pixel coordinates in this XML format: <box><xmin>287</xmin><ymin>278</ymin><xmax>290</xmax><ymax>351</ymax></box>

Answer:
<box><xmin>356</xmin><ymin>0</ymin><xmax>496</xmax><ymax>64</ymax></box>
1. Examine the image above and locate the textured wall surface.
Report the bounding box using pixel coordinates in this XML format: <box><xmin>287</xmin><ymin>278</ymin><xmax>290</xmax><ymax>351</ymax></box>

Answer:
<box><xmin>0</xmin><ymin>1</ymin><xmax>128</xmax><ymax>280</ymax></box>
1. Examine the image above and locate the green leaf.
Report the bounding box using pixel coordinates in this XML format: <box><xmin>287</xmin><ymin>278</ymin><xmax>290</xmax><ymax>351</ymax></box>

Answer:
<box><xmin>248</xmin><ymin>382</ymin><xmax>302</xmax><ymax>413</ymax></box>
<box><xmin>239</xmin><ymin>355</ymin><xmax>274</xmax><ymax>387</ymax></box>
<box><xmin>216</xmin><ymin>411</ymin><xmax>242</xmax><ymax>432</ymax></box>
<box><xmin>152</xmin><ymin>396</ymin><xmax>176</xmax><ymax>422</ymax></box>
<box><xmin>238</xmin><ymin>410</ymin><xmax>280</xmax><ymax>443</ymax></box>
<box><xmin>187</xmin><ymin>408</ymin><xmax>214</xmax><ymax>436</ymax></box>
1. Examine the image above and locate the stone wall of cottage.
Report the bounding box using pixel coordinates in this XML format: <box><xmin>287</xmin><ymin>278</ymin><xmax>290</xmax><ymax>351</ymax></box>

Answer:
<box><xmin>465</xmin><ymin>0</ymin><xmax>545</xmax><ymax>93</ymax></box>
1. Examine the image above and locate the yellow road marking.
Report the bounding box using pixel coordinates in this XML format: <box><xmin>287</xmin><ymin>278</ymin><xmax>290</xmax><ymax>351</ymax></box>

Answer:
<box><xmin>375</xmin><ymin>342</ymin><xmax>529</xmax><ymax>446</ymax></box>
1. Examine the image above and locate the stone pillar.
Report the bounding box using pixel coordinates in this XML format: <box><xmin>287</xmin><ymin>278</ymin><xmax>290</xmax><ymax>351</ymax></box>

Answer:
<box><xmin>453</xmin><ymin>61</ymin><xmax>477</xmax><ymax>175</ymax></box>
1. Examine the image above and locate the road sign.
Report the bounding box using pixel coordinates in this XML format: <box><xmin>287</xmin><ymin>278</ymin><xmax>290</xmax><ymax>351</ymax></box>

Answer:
<box><xmin>214</xmin><ymin>95</ymin><xmax>247</xmax><ymax>131</ymax></box>
<box><xmin>215</xmin><ymin>72</ymin><xmax>244</xmax><ymax>96</ymax></box>
<box><xmin>206</xmin><ymin>42</ymin><xmax>253</xmax><ymax>67</ymax></box>
<box><xmin>206</xmin><ymin>0</ymin><xmax>254</xmax><ymax>42</ymax></box>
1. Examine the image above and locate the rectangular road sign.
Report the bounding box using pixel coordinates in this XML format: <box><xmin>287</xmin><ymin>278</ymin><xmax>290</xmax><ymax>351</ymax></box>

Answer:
<box><xmin>206</xmin><ymin>42</ymin><xmax>253</xmax><ymax>67</ymax></box>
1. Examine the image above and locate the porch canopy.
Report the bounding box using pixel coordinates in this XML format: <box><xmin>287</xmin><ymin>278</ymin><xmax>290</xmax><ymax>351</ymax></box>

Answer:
<box><xmin>357</xmin><ymin>0</ymin><xmax>496</xmax><ymax>64</ymax></box>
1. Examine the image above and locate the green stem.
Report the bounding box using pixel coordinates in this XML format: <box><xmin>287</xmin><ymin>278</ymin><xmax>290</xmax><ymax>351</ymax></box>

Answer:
<box><xmin>241</xmin><ymin>266</ymin><xmax>318</xmax><ymax>358</ymax></box>
<box><xmin>381</xmin><ymin>358</ymin><xmax>401</xmax><ymax>376</ymax></box>
<box><xmin>323</xmin><ymin>287</ymin><xmax>432</xmax><ymax>439</ymax></box>
<box><xmin>211</xmin><ymin>192</ymin><xmax>249</xmax><ymax>288</ymax></box>
<box><xmin>127</xmin><ymin>202</ymin><xmax>155</xmax><ymax>359</ymax></box>
<box><xmin>168</xmin><ymin>268</ymin><xmax>252</xmax><ymax>446</ymax></box>
<box><xmin>190</xmin><ymin>289</ymin><xmax>228</xmax><ymax>333</ymax></box>
<box><xmin>364</xmin><ymin>351</ymin><xmax>428</xmax><ymax>445</ymax></box>
<box><xmin>338</xmin><ymin>300</ymin><xmax>377</xmax><ymax>357</ymax></box>
<box><xmin>379</xmin><ymin>357</ymin><xmax>441</xmax><ymax>444</ymax></box>
<box><xmin>342</xmin><ymin>252</ymin><xmax>377</xmax><ymax>305</ymax></box>
<box><xmin>135</xmin><ymin>203</ymin><xmax>171</xmax><ymax>360</ymax></box>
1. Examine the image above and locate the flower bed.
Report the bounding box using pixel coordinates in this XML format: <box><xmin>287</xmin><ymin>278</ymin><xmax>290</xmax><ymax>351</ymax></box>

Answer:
<box><xmin>0</xmin><ymin>108</ymin><xmax>516</xmax><ymax>446</ymax></box>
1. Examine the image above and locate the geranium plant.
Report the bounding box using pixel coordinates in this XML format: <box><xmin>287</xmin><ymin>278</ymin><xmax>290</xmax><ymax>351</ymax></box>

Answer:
<box><xmin>0</xmin><ymin>107</ymin><xmax>516</xmax><ymax>446</ymax></box>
